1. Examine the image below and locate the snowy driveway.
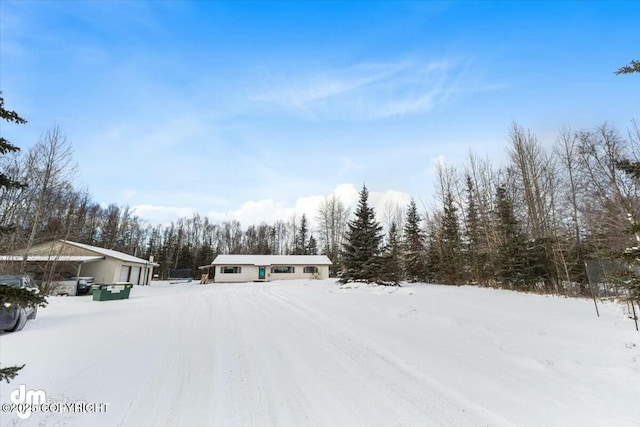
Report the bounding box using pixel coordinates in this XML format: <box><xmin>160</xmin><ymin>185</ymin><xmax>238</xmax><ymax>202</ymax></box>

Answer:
<box><xmin>0</xmin><ymin>280</ymin><xmax>638</xmax><ymax>427</ymax></box>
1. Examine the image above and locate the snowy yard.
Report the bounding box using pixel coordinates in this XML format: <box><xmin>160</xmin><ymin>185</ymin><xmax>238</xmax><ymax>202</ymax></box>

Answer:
<box><xmin>0</xmin><ymin>279</ymin><xmax>638</xmax><ymax>427</ymax></box>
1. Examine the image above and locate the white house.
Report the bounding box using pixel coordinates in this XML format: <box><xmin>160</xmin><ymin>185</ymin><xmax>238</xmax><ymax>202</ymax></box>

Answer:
<box><xmin>201</xmin><ymin>254</ymin><xmax>332</xmax><ymax>283</ymax></box>
<box><xmin>0</xmin><ymin>240</ymin><xmax>158</xmax><ymax>285</ymax></box>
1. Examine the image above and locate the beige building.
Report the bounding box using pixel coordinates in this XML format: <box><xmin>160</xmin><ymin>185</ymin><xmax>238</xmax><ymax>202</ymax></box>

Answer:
<box><xmin>201</xmin><ymin>254</ymin><xmax>332</xmax><ymax>283</ymax></box>
<box><xmin>0</xmin><ymin>240</ymin><xmax>158</xmax><ymax>285</ymax></box>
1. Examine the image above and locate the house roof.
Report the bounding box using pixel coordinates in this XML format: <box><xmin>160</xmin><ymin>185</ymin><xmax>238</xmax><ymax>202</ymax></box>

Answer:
<box><xmin>0</xmin><ymin>255</ymin><xmax>104</xmax><ymax>263</ymax></box>
<box><xmin>208</xmin><ymin>255</ymin><xmax>332</xmax><ymax>266</ymax></box>
<box><xmin>61</xmin><ymin>241</ymin><xmax>158</xmax><ymax>266</ymax></box>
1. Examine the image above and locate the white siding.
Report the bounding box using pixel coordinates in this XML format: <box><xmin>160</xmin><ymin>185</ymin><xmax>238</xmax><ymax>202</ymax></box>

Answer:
<box><xmin>269</xmin><ymin>265</ymin><xmax>329</xmax><ymax>281</ymax></box>
<box><xmin>214</xmin><ymin>265</ymin><xmax>260</xmax><ymax>283</ymax></box>
<box><xmin>212</xmin><ymin>254</ymin><xmax>331</xmax><ymax>266</ymax></box>
<box><xmin>208</xmin><ymin>255</ymin><xmax>332</xmax><ymax>283</ymax></box>
<box><xmin>213</xmin><ymin>264</ymin><xmax>330</xmax><ymax>283</ymax></box>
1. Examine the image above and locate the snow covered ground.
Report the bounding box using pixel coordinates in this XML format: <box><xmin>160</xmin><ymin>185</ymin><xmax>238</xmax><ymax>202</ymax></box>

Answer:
<box><xmin>0</xmin><ymin>279</ymin><xmax>638</xmax><ymax>427</ymax></box>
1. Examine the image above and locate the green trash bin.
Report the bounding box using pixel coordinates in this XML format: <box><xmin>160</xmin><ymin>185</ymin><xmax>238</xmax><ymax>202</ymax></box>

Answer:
<box><xmin>92</xmin><ymin>283</ymin><xmax>133</xmax><ymax>301</ymax></box>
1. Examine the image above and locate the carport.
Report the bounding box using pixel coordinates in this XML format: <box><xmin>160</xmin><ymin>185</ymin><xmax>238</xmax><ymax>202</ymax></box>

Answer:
<box><xmin>0</xmin><ymin>255</ymin><xmax>104</xmax><ymax>287</ymax></box>
<box><xmin>0</xmin><ymin>240</ymin><xmax>158</xmax><ymax>286</ymax></box>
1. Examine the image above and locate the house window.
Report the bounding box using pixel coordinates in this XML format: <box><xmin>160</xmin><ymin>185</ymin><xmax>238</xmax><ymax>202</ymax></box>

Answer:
<box><xmin>220</xmin><ymin>266</ymin><xmax>241</xmax><ymax>274</ymax></box>
<box><xmin>271</xmin><ymin>266</ymin><xmax>295</xmax><ymax>274</ymax></box>
<box><xmin>303</xmin><ymin>266</ymin><xmax>318</xmax><ymax>274</ymax></box>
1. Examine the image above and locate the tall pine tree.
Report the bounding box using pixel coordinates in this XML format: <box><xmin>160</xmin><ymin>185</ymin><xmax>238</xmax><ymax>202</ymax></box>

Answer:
<box><xmin>611</xmin><ymin>159</ymin><xmax>640</xmax><ymax>306</ymax></box>
<box><xmin>379</xmin><ymin>221</ymin><xmax>404</xmax><ymax>285</ymax></box>
<box><xmin>403</xmin><ymin>199</ymin><xmax>427</xmax><ymax>282</ymax></box>
<box><xmin>0</xmin><ymin>95</ymin><xmax>48</xmax><ymax>383</ymax></box>
<box><xmin>494</xmin><ymin>186</ymin><xmax>529</xmax><ymax>289</ymax></box>
<box><xmin>463</xmin><ymin>175</ymin><xmax>480</xmax><ymax>283</ymax></box>
<box><xmin>424</xmin><ymin>222</ymin><xmax>441</xmax><ymax>283</ymax></box>
<box><xmin>293</xmin><ymin>214</ymin><xmax>309</xmax><ymax>255</ymax></box>
<box><xmin>340</xmin><ymin>185</ymin><xmax>384</xmax><ymax>284</ymax></box>
<box><xmin>0</xmin><ymin>95</ymin><xmax>28</xmax><ymax>235</ymax></box>
<box><xmin>463</xmin><ymin>175</ymin><xmax>491</xmax><ymax>285</ymax></box>
<box><xmin>608</xmin><ymin>59</ymin><xmax>640</xmax><ymax>306</ymax></box>
<box><xmin>437</xmin><ymin>191</ymin><xmax>463</xmax><ymax>285</ymax></box>
<box><xmin>308</xmin><ymin>235</ymin><xmax>318</xmax><ymax>255</ymax></box>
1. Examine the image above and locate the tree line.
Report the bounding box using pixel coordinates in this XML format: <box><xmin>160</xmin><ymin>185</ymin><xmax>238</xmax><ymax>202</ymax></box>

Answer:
<box><xmin>0</xmin><ymin>123</ymin><xmax>350</xmax><ymax>278</ymax></box>
<box><xmin>1</xmin><ymin>100</ymin><xmax>639</xmax><ymax>295</ymax></box>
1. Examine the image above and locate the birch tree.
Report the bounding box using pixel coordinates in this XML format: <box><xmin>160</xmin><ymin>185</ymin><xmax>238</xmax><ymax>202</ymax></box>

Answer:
<box><xmin>316</xmin><ymin>194</ymin><xmax>350</xmax><ymax>268</ymax></box>
<box><xmin>20</xmin><ymin>127</ymin><xmax>76</xmax><ymax>271</ymax></box>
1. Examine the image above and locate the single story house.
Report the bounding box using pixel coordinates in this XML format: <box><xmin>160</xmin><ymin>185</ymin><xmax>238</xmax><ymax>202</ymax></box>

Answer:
<box><xmin>0</xmin><ymin>240</ymin><xmax>158</xmax><ymax>285</ymax></box>
<box><xmin>200</xmin><ymin>254</ymin><xmax>332</xmax><ymax>283</ymax></box>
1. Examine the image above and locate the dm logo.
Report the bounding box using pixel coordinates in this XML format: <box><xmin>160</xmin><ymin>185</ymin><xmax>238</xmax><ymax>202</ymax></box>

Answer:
<box><xmin>10</xmin><ymin>384</ymin><xmax>46</xmax><ymax>419</ymax></box>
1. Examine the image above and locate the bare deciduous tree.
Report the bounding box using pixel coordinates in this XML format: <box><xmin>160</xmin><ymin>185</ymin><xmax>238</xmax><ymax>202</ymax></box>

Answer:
<box><xmin>20</xmin><ymin>127</ymin><xmax>76</xmax><ymax>271</ymax></box>
<box><xmin>316</xmin><ymin>194</ymin><xmax>350</xmax><ymax>269</ymax></box>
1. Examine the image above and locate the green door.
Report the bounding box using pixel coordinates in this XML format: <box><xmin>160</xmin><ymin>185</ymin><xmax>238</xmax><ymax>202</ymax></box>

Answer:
<box><xmin>258</xmin><ymin>266</ymin><xmax>265</xmax><ymax>280</ymax></box>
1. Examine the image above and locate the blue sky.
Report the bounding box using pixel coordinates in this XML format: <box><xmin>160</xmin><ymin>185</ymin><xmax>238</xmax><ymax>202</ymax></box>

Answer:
<box><xmin>1</xmin><ymin>1</ymin><xmax>639</xmax><ymax>226</ymax></box>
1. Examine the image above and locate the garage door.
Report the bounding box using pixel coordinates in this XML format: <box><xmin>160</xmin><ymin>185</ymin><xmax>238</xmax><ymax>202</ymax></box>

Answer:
<box><xmin>130</xmin><ymin>267</ymin><xmax>141</xmax><ymax>285</ymax></box>
<box><xmin>119</xmin><ymin>265</ymin><xmax>131</xmax><ymax>282</ymax></box>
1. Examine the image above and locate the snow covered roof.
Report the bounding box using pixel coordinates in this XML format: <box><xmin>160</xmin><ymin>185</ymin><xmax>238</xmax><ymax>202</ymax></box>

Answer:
<box><xmin>0</xmin><ymin>255</ymin><xmax>104</xmax><ymax>263</ymax></box>
<box><xmin>61</xmin><ymin>240</ymin><xmax>159</xmax><ymax>266</ymax></box>
<box><xmin>210</xmin><ymin>255</ymin><xmax>332</xmax><ymax>266</ymax></box>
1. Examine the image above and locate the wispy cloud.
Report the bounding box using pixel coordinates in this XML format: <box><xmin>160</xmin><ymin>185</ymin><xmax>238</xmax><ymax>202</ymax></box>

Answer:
<box><xmin>251</xmin><ymin>57</ymin><xmax>501</xmax><ymax>121</ymax></box>
<box><xmin>254</xmin><ymin>61</ymin><xmax>405</xmax><ymax>109</ymax></box>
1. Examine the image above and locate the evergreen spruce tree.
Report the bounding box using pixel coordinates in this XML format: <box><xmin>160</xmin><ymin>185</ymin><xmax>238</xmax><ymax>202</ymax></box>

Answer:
<box><xmin>616</xmin><ymin>159</ymin><xmax>640</xmax><ymax>180</ymax></box>
<box><xmin>525</xmin><ymin>236</ymin><xmax>555</xmax><ymax>292</ymax></box>
<box><xmin>424</xmin><ymin>225</ymin><xmax>440</xmax><ymax>283</ymax></box>
<box><xmin>293</xmin><ymin>214</ymin><xmax>309</xmax><ymax>255</ymax></box>
<box><xmin>463</xmin><ymin>175</ymin><xmax>492</xmax><ymax>285</ymax></box>
<box><xmin>403</xmin><ymin>199</ymin><xmax>427</xmax><ymax>282</ymax></box>
<box><xmin>437</xmin><ymin>191</ymin><xmax>463</xmax><ymax>285</ymax></box>
<box><xmin>494</xmin><ymin>186</ymin><xmax>529</xmax><ymax>290</ymax></box>
<box><xmin>340</xmin><ymin>185</ymin><xmax>384</xmax><ymax>284</ymax></box>
<box><xmin>197</xmin><ymin>242</ymin><xmax>215</xmax><ymax>277</ymax></box>
<box><xmin>308</xmin><ymin>235</ymin><xmax>318</xmax><ymax>255</ymax></box>
<box><xmin>463</xmin><ymin>175</ymin><xmax>481</xmax><ymax>284</ymax></box>
<box><xmin>614</xmin><ymin>59</ymin><xmax>640</xmax><ymax>75</ymax></box>
<box><xmin>608</xmin><ymin>59</ymin><xmax>640</xmax><ymax>305</ymax></box>
<box><xmin>611</xmin><ymin>159</ymin><xmax>640</xmax><ymax>306</ymax></box>
<box><xmin>0</xmin><ymin>94</ymin><xmax>48</xmax><ymax>383</ymax></box>
<box><xmin>0</xmin><ymin>95</ymin><xmax>28</xmax><ymax>235</ymax></box>
<box><xmin>177</xmin><ymin>244</ymin><xmax>194</xmax><ymax>273</ymax></box>
<box><xmin>379</xmin><ymin>222</ymin><xmax>403</xmax><ymax>285</ymax></box>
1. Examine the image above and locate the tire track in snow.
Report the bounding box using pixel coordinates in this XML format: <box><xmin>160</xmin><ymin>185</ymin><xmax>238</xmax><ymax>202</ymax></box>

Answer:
<box><xmin>256</xmin><ymin>284</ymin><xmax>517</xmax><ymax>427</ymax></box>
<box><xmin>244</xmin><ymin>285</ymin><xmax>431</xmax><ymax>426</ymax></box>
<box><xmin>115</xmin><ymin>282</ymin><xmax>516</xmax><ymax>427</ymax></box>
<box><xmin>208</xmin><ymin>288</ymin><xmax>274</xmax><ymax>427</ymax></box>
<box><xmin>225</xmin><ymin>290</ymin><xmax>332</xmax><ymax>426</ymax></box>
<box><xmin>121</xmin><ymin>287</ymin><xmax>217</xmax><ymax>427</ymax></box>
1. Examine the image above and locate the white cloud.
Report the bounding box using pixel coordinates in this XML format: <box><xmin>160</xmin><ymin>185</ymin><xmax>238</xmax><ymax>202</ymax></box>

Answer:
<box><xmin>333</xmin><ymin>183</ymin><xmax>361</xmax><ymax>207</ymax></box>
<box><xmin>131</xmin><ymin>183</ymin><xmax>413</xmax><ymax>232</ymax></box>
<box><xmin>294</xmin><ymin>195</ymin><xmax>326</xmax><ymax>219</ymax></box>
<box><xmin>209</xmin><ymin>199</ymin><xmax>294</xmax><ymax>225</ymax></box>
<box><xmin>369</xmin><ymin>189</ymin><xmax>412</xmax><ymax>214</ymax></box>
